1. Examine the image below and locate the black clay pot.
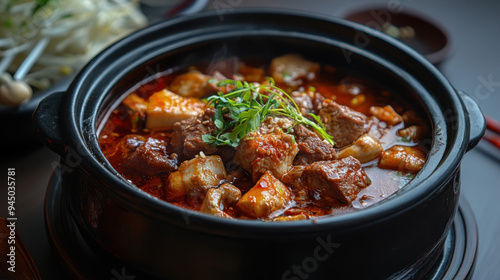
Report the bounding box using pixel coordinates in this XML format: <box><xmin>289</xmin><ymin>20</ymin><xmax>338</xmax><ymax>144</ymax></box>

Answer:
<box><xmin>33</xmin><ymin>9</ymin><xmax>485</xmax><ymax>280</ymax></box>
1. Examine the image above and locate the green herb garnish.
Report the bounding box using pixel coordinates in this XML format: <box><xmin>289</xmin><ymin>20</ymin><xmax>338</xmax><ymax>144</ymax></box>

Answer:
<box><xmin>202</xmin><ymin>78</ymin><xmax>334</xmax><ymax>148</ymax></box>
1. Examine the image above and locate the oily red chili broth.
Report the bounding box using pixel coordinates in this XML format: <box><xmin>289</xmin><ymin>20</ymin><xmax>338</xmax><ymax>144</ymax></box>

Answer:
<box><xmin>98</xmin><ymin>55</ymin><xmax>429</xmax><ymax>221</ymax></box>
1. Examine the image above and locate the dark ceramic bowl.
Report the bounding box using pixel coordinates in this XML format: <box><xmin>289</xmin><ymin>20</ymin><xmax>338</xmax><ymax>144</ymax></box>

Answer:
<box><xmin>343</xmin><ymin>6</ymin><xmax>451</xmax><ymax>65</ymax></box>
<box><xmin>33</xmin><ymin>9</ymin><xmax>485</xmax><ymax>280</ymax></box>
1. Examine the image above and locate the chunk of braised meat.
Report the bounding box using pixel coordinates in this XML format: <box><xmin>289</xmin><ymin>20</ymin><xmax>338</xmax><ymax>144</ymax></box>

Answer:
<box><xmin>258</xmin><ymin>116</ymin><xmax>295</xmax><ymax>134</ymax></box>
<box><xmin>337</xmin><ymin>77</ymin><xmax>366</xmax><ymax>95</ymax></box>
<box><xmin>401</xmin><ymin>110</ymin><xmax>425</xmax><ymax>126</ymax></box>
<box><xmin>379</xmin><ymin>145</ymin><xmax>426</xmax><ymax>173</ymax></box>
<box><xmin>122</xmin><ymin>93</ymin><xmax>148</xmax><ymax>123</ymax></box>
<box><xmin>281</xmin><ymin>165</ymin><xmax>306</xmax><ymax>186</ymax></box>
<box><xmin>289</xmin><ymin>89</ymin><xmax>326</xmax><ymax>117</ymax></box>
<box><xmin>171</xmin><ymin>108</ymin><xmax>234</xmax><ymax>160</ymax></box>
<box><xmin>165</xmin><ymin>154</ymin><xmax>227</xmax><ymax>201</ymax></box>
<box><xmin>224</xmin><ymin>158</ymin><xmax>254</xmax><ymax>194</ymax></box>
<box><xmin>369</xmin><ymin>105</ymin><xmax>403</xmax><ymax>126</ymax></box>
<box><xmin>236</xmin><ymin>171</ymin><xmax>293</xmax><ymax>219</ymax></box>
<box><xmin>319</xmin><ymin>99</ymin><xmax>367</xmax><ymax>148</ymax></box>
<box><xmin>398</xmin><ymin>109</ymin><xmax>430</xmax><ymax>141</ymax></box>
<box><xmin>238</xmin><ymin>63</ymin><xmax>265</xmax><ymax>82</ymax></box>
<box><xmin>234</xmin><ymin>118</ymin><xmax>298</xmax><ymax>182</ymax></box>
<box><xmin>169</xmin><ymin>69</ymin><xmax>235</xmax><ymax>97</ymax></box>
<box><xmin>364</xmin><ymin>116</ymin><xmax>389</xmax><ymax>140</ymax></box>
<box><xmin>398</xmin><ymin>125</ymin><xmax>430</xmax><ymax>141</ymax></box>
<box><xmin>302</xmin><ymin>157</ymin><xmax>371</xmax><ymax>205</ymax></box>
<box><xmin>337</xmin><ymin>134</ymin><xmax>383</xmax><ymax>163</ymax></box>
<box><xmin>114</xmin><ymin>135</ymin><xmax>178</xmax><ymax>177</ymax></box>
<box><xmin>281</xmin><ymin>165</ymin><xmax>308</xmax><ymax>201</ymax></box>
<box><xmin>270</xmin><ymin>54</ymin><xmax>320</xmax><ymax>86</ymax></box>
<box><xmin>169</xmin><ymin>70</ymin><xmax>216</xmax><ymax>98</ymax></box>
<box><xmin>292</xmin><ymin>124</ymin><xmax>337</xmax><ymax>165</ymax></box>
<box><xmin>122</xmin><ymin>93</ymin><xmax>148</xmax><ymax>115</ymax></box>
<box><xmin>200</xmin><ymin>183</ymin><xmax>241</xmax><ymax>219</ymax></box>
<box><xmin>311</xmin><ymin>91</ymin><xmax>326</xmax><ymax>112</ymax></box>
<box><xmin>110</xmin><ymin>93</ymin><xmax>148</xmax><ymax>131</ymax></box>
<box><xmin>290</xmin><ymin>91</ymin><xmax>314</xmax><ymax>116</ymax></box>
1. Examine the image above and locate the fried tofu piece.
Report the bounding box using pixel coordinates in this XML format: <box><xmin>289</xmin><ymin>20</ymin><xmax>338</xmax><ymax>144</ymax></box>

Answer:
<box><xmin>236</xmin><ymin>171</ymin><xmax>292</xmax><ymax>218</ymax></box>
<box><xmin>146</xmin><ymin>89</ymin><xmax>205</xmax><ymax>130</ymax></box>
<box><xmin>379</xmin><ymin>145</ymin><xmax>426</xmax><ymax>173</ymax></box>
<box><xmin>234</xmin><ymin>127</ymin><xmax>298</xmax><ymax>182</ymax></box>
<box><xmin>165</xmin><ymin>154</ymin><xmax>226</xmax><ymax>199</ymax></box>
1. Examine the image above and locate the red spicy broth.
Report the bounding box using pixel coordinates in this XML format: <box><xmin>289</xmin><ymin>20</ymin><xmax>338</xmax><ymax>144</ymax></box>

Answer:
<box><xmin>98</xmin><ymin>56</ymin><xmax>429</xmax><ymax>220</ymax></box>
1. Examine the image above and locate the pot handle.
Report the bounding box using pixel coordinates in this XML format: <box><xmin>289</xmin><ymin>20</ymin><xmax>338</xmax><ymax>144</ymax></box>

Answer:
<box><xmin>458</xmin><ymin>91</ymin><xmax>486</xmax><ymax>151</ymax></box>
<box><xmin>32</xmin><ymin>91</ymin><xmax>65</xmax><ymax>156</ymax></box>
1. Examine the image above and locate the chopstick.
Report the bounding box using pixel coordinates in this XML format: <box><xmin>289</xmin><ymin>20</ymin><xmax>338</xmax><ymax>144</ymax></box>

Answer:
<box><xmin>484</xmin><ymin>115</ymin><xmax>500</xmax><ymax>149</ymax></box>
<box><xmin>486</xmin><ymin>115</ymin><xmax>500</xmax><ymax>135</ymax></box>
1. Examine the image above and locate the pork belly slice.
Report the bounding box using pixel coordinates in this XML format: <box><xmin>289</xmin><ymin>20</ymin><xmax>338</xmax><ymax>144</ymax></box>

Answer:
<box><xmin>302</xmin><ymin>156</ymin><xmax>371</xmax><ymax>205</ymax></box>
<box><xmin>236</xmin><ymin>171</ymin><xmax>293</xmax><ymax>219</ymax></box>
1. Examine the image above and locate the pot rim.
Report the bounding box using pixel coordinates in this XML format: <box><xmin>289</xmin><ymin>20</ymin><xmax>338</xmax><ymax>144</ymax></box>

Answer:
<box><xmin>60</xmin><ymin>9</ymin><xmax>469</xmax><ymax>234</ymax></box>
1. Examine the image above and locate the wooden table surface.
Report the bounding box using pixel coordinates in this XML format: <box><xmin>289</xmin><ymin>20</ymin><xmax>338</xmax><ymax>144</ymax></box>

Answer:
<box><xmin>1</xmin><ymin>0</ymin><xmax>499</xmax><ymax>279</ymax></box>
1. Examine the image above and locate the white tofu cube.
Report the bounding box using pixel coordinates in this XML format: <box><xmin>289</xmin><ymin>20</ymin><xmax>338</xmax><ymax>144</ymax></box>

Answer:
<box><xmin>146</xmin><ymin>89</ymin><xmax>205</xmax><ymax>130</ymax></box>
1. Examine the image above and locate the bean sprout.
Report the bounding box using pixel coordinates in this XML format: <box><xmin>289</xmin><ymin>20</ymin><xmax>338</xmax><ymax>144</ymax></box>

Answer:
<box><xmin>0</xmin><ymin>0</ymin><xmax>147</xmax><ymax>105</ymax></box>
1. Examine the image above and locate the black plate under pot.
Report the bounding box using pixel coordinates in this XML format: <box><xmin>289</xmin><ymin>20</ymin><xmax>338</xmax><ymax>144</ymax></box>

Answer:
<box><xmin>44</xmin><ymin>168</ymin><xmax>478</xmax><ymax>279</ymax></box>
<box><xmin>32</xmin><ymin>9</ymin><xmax>485</xmax><ymax>280</ymax></box>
